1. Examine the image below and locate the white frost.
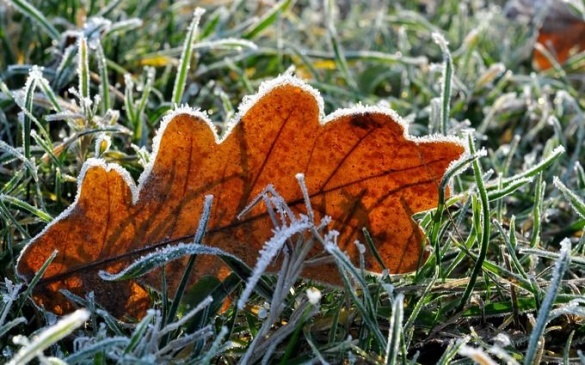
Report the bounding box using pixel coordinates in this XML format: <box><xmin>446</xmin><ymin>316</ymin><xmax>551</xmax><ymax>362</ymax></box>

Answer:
<box><xmin>223</xmin><ymin>74</ymin><xmax>324</xmax><ymax>134</ymax></box>
<box><xmin>306</xmin><ymin>287</ymin><xmax>322</xmax><ymax>305</ymax></box>
<box><xmin>7</xmin><ymin>309</ymin><xmax>90</xmax><ymax>365</ymax></box>
<box><xmin>138</xmin><ymin>106</ymin><xmax>217</xmax><ymax>187</ymax></box>
<box><xmin>237</xmin><ymin>217</ymin><xmax>311</xmax><ymax>309</ymax></box>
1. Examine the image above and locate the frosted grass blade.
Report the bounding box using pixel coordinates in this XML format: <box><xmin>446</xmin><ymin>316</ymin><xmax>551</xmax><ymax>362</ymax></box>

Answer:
<box><xmin>7</xmin><ymin>0</ymin><xmax>60</xmax><ymax>40</ymax></box>
<box><xmin>171</xmin><ymin>8</ymin><xmax>205</xmax><ymax>105</ymax></box>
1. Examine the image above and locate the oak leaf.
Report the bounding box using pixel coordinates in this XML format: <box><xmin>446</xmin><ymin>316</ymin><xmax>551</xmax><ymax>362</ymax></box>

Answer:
<box><xmin>17</xmin><ymin>76</ymin><xmax>465</xmax><ymax>318</ymax></box>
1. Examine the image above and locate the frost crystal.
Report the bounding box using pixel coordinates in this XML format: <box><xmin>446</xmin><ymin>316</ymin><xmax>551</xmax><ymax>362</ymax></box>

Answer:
<box><xmin>354</xmin><ymin>240</ymin><xmax>366</xmax><ymax>255</ymax></box>
<box><xmin>83</xmin><ymin>17</ymin><xmax>112</xmax><ymax>46</ymax></box>
<box><xmin>94</xmin><ymin>134</ymin><xmax>111</xmax><ymax>157</ymax></box>
<box><xmin>28</xmin><ymin>65</ymin><xmax>44</xmax><ymax>80</ymax></box>
<box><xmin>492</xmin><ymin>333</ymin><xmax>511</xmax><ymax>347</ymax></box>
<box><xmin>237</xmin><ymin>217</ymin><xmax>311</xmax><ymax>309</ymax></box>
<box><xmin>306</xmin><ymin>287</ymin><xmax>322</xmax><ymax>305</ymax></box>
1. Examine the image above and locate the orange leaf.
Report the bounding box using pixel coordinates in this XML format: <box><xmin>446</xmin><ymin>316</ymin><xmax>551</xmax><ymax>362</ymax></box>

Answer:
<box><xmin>17</xmin><ymin>76</ymin><xmax>465</xmax><ymax>318</ymax></box>
<box><xmin>530</xmin><ymin>2</ymin><xmax>585</xmax><ymax>71</ymax></box>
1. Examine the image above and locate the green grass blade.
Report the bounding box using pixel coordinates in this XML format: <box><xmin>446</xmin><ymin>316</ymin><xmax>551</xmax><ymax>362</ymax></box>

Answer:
<box><xmin>133</xmin><ymin>67</ymin><xmax>155</xmax><ymax>144</ymax></box>
<box><xmin>195</xmin><ymin>326</ymin><xmax>229</xmax><ymax>364</ymax></box>
<box><xmin>98</xmin><ymin>242</ymin><xmax>234</xmax><ymax>282</ymax></box>
<box><xmin>554</xmin><ymin>176</ymin><xmax>585</xmax><ymax>218</ymax></box>
<box><xmin>7</xmin><ymin>309</ymin><xmax>90</xmax><ymax>365</ymax></box>
<box><xmin>34</xmin><ymin>69</ymin><xmax>63</xmax><ymax>113</ymax></box>
<box><xmin>7</xmin><ymin>0</ymin><xmax>60</xmax><ymax>40</ymax></box>
<box><xmin>53</xmin><ymin>44</ymin><xmax>77</xmax><ymax>91</ymax></box>
<box><xmin>432</xmin><ymin>32</ymin><xmax>453</xmax><ymax>135</ymax></box>
<box><xmin>529</xmin><ymin>174</ymin><xmax>544</xmax><ymax>248</ymax></box>
<box><xmin>123</xmin><ymin>311</ymin><xmax>155</xmax><ymax>354</ymax></box>
<box><xmin>325</xmin><ymin>242</ymin><xmax>386</xmax><ymax>349</ymax></box>
<box><xmin>325</xmin><ymin>0</ymin><xmax>357</xmax><ymax>90</ymax></box>
<box><xmin>242</xmin><ymin>0</ymin><xmax>293</xmax><ymax>39</ymax></box>
<box><xmin>575</xmin><ymin>162</ymin><xmax>585</xmax><ymax>189</ymax></box>
<box><xmin>164</xmin><ymin>195</ymin><xmax>213</xmax><ymax>330</ymax></box>
<box><xmin>171</xmin><ymin>8</ymin><xmax>205</xmax><ymax>105</ymax></box>
<box><xmin>436</xmin><ymin>338</ymin><xmax>469</xmax><ymax>365</ymax></box>
<box><xmin>404</xmin><ymin>268</ymin><xmax>437</xmax><ymax>336</ymax></box>
<box><xmin>124</xmin><ymin>74</ymin><xmax>136</xmax><ymax>126</ymax></box>
<box><xmin>17</xmin><ymin>250</ymin><xmax>58</xmax><ymax>312</ymax></box>
<box><xmin>457</xmin><ymin>135</ymin><xmax>490</xmax><ymax>311</ymax></box>
<box><xmin>429</xmin><ymin>149</ymin><xmax>480</xmax><ymax>272</ymax></box>
<box><xmin>487</xmin><ymin>177</ymin><xmax>533</xmax><ymax>201</ymax></box>
<box><xmin>21</xmin><ymin>73</ymin><xmax>37</xmax><ymax>160</ymax></box>
<box><xmin>493</xmin><ymin>218</ymin><xmax>529</xmax><ymax>280</ymax></box>
<box><xmin>65</xmin><ymin>337</ymin><xmax>130</xmax><ymax>363</ymax></box>
<box><xmin>498</xmin><ymin>146</ymin><xmax>564</xmax><ymax>187</ymax></box>
<box><xmin>77</xmin><ymin>36</ymin><xmax>92</xmax><ymax>119</ymax></box>
<box><xmin>0</xmin><ymin>317</ymin><xmax>27</xmax><ymax>340</ymax></box>
<box><xmin>385</xmin><ymin>293</ymin><xmax>404</xmax><ymax>365</ymax></box>
<box><xmin>0</xmin><ymin>195</ymin><xmax>52</xmax><ymax>222</ymax></box>
<box><xmin>95</xmin><ymin>40</ymin><xmax>111</xmax><ymax>113</ymax></box>
<box><xmin>523</xmin><ymin>239</ymin><xmax>571</xmax><ymax>365</ymax></box>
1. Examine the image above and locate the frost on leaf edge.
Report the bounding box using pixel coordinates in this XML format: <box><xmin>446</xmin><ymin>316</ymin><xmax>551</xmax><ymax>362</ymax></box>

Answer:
<box><xmin>15</xmin><ymin>158</ymin><xmax>138</xmax><ymax>281</ymax></box>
